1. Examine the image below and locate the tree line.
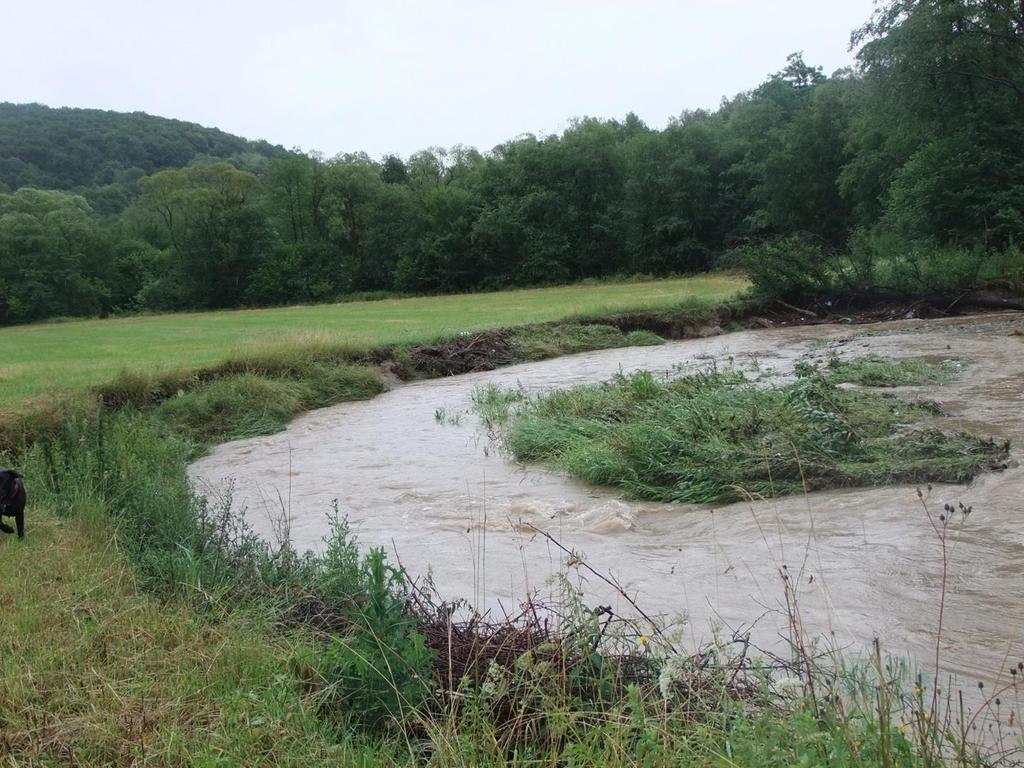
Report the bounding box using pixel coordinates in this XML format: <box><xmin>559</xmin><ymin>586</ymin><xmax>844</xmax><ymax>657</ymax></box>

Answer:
<box><xmin>1</xmin><ymin>0</ymin><xmax>1021</xmax><ymax>324</ymax></box>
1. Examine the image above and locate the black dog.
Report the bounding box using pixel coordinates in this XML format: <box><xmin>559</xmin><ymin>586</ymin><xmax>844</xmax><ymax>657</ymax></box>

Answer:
<box><xmin>0</xmin><ymin>468</ymin><xmax>25</xmax><ymax>538</ymax></box>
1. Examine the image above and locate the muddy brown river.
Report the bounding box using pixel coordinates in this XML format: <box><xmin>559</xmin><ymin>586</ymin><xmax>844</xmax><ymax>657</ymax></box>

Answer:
<box><xmin>190</xmin><ymin>313</ymin><xmax>1024</xmax><ymax>707</ymax></box>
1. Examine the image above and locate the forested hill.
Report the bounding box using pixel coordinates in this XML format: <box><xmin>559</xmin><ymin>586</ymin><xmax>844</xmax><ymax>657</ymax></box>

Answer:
<box><xmin>0</xmin><ymin>103</ymin><xmax>282</xmax><ymax>193</ymax></box>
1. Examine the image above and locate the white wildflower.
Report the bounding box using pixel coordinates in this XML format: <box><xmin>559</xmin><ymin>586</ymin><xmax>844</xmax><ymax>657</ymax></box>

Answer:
<box><xmin>658</xmin><ymin>654</ymin><xmax>692</xmax><ymax>702</ymax></box>
<box><xmin>775</xmin><ymin>676</ymin><xmax>805</xmax><ymax>698</ymax></box>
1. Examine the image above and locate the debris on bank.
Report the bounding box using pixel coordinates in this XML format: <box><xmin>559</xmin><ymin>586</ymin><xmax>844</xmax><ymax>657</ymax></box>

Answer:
<box><xmin>411</xmin><ymin>331</ymin><xmax>514</xmax><ymax>376</ymax></box>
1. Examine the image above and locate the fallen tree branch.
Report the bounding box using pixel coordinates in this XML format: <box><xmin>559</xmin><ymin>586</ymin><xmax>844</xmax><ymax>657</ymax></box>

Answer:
<box><xmin>775</xmin><ymin>299</ymin><xmax>819</xmax><ymax>319</ymax></box>
<box><xmin>525</xmin><ymin>523</ymin><xmax>678</xmax><ymax>654</ymax></box>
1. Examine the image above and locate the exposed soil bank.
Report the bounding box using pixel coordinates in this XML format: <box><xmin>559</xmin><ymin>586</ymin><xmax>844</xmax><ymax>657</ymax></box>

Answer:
<box><xmin>388</xmin><ymin>290</ymin><xmax>1024</xmax><ymax>378</ymax></box>
<box><xmin>191</xmin><ymin>313</ymin><xmax>1024</xmax><ymax>704</ymax></box>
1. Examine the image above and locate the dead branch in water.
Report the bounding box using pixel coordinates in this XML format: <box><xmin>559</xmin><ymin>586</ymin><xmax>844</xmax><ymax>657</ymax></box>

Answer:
<box><xmin>524</xmin><ymin>522</ymin><xmax>679</xmax><ymax>655</ymax></box>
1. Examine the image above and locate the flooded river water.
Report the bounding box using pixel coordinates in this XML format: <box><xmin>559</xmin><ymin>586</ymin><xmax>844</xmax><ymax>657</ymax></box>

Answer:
<box><xmin>190</xmin><ymin>313</ymin><xmax>1024</xmax><ymax>700</ymax></box>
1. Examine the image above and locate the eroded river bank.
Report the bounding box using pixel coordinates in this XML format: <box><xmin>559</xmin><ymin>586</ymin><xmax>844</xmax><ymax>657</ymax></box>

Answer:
<box><xmin>190</xmin><ymin>313</ymin><xmax>1024</xmax><ymax>694</ymax></box>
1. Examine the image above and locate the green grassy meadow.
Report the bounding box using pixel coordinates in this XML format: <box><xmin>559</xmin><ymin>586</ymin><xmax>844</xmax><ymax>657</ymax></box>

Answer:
<box><xmin>1</xmin><ymin>275</ymin><xmax>745</xmax><ymax>404</ymax></box>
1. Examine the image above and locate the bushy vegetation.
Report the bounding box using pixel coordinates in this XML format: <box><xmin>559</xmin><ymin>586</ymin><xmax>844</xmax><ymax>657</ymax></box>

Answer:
<box><xmin>737</xmin><ymin>233</ymin><xmax>1024</xmax><ymax>303</ymax></box>
<box><xmin>156</xmin><ymin>364</ymin><xmax>382</xmax><ymax>443</ymax></box>
<box><xmin>492</xmin><ymin>367</ymin><xmax>1004</xmax><ymax>503</ymax></box>
<box><xmin>2</xmin><ymin>0</ymin><xmax>1022</xmax><ymax>324</ymax></box>
<box><xmin>302</xmin><ymin>537</ymin><xmax>436</xmax><ymax>733</ymax></box>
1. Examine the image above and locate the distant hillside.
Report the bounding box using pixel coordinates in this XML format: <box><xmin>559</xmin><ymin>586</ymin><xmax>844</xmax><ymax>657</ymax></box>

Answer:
<box><xmin>0</xmin><ymin>102</ymin><xmax>283</xmax><ymax>191</ymax></box>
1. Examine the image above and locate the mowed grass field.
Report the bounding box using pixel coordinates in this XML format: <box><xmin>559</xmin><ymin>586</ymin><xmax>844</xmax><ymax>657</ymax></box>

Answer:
<box><xmin>2</xmin><ymin>275</ymin><xmax>746</xmax><ymax>404</ymax></box>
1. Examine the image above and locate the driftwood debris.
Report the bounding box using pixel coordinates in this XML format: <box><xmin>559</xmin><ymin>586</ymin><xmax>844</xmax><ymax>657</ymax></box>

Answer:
<box><xmin>411</xmin><ymin>331</ymin><xmax>514</xmax><ymax>376</ymax></box>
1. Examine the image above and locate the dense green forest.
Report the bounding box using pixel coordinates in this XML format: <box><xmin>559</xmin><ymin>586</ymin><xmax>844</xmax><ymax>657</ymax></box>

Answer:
<box><xmin>0</xmin><ymin>0</ymin><xmax>1021</xmax><ymax>324</ymax></box>
<box><xmin>0</xmin><ymin>104</ymin><xmax>282</xmax><ymax>197</ymax></box>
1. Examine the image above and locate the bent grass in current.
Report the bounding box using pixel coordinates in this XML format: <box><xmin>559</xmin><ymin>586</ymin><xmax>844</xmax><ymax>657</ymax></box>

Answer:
<box><xmin>485</xmin><ymin>359</ymin><xmax>1004</xmax><ymax>504</ymax></box>
<box><xmin>823</xmin><ymin>354</ymin><xmax>962</xmax><ymax>387</ymax></box>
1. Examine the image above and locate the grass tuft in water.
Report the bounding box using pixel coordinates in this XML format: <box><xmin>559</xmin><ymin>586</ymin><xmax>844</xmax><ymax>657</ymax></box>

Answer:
<box><xmin>498</xmin><ymin>369</ymin><xmax>1006</xmax><ymax>504</ymax></box>
<box><xmin>822</xmin><ymin>354</ymin><xmax>961</xmax><ymax>387</ymax></box>
<box><xmin>624</xmin><ymin>329</ymin><xmax>666</xmax><ymax>346</ymax></box>
<box><xmin>434</xmin><ymin>406</ymin><xmax>464</xmax><ymax>426</ymax></box>
<box><xmin>472</xmin><ymin>383</ymin><xmax>528</xmax><ymax>429</ymax></box>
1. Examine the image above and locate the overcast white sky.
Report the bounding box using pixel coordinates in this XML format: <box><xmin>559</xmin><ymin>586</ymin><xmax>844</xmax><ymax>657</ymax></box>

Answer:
<box><xmin>3</xmin><ymin>1</ymin><xmax>876</xmax><ymax>158</ymax></box>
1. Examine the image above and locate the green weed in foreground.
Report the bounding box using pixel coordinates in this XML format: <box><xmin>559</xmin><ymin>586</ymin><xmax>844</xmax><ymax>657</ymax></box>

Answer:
<box><xmin>823</xmin><ymin>354</ymin><xmax>961</xmax><ymax>387</ymax></box>
<box><xmin>6</xmin><ymin>506</ymin><xmax>997</xmax><ymax>766</ymax></box>
<box><xmin>0</xmin><ymin>510</ymin><xmax>372</xmax><ymax>766</ymax></box>
<box><xmin>497</xmin><ymin>370</ymin><xmax>1006</xmax><ymax>503</ymax></box>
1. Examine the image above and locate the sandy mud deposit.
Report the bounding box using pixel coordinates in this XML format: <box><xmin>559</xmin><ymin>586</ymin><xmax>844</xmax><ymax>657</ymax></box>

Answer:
<box><xmin>191</xmin><ymin>313</ymin><xmax>1024</xmax><ymax>692</ymax></box>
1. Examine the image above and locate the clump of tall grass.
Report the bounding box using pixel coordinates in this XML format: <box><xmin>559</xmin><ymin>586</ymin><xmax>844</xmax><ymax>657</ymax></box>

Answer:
<box><xmin>209</xmin><ymin>334</ymin><xmax>367</xmax><ymax>378</ymax></box>
<box><xmin>96</xmin><ymin>342</ymin><xmax>381</xmax><ymax>429</ymax></box>
<box><xmin>625</xmin><ymin>329</ymin><xmax>665</xmax><ymax>346</ymax></box>
<box><xmin>21</xmin><ymin>410</ymin><xmax>251</xmax><ymax>599</ymax></box>
<box><xmin>0</xmin><ymin>389</ymin><xmax>98</xmax><ymax>453</ymax></box>
<box><xmin>158</xmin><ymin>374</ymin><xmax>309</xmax><ymax>443</ymax></box>
<box><xmin>496</xmin><ymin>369</ymin><xmax>1006</xmax><ymax>503</ymax></box>
<box><xmin>823</xmin><ymin>354</ymin><xmax>961</xmax><ymax>387</ymax></box>
<box><xmin>472</xmin><ymin>383</ymin><xmax>527</xmax><ymax>430</ymax></box>
<box><xmin>156</xmin><ymin>364</ymin><xmax>381</xmax><ymax>444</ymax></box>
<box><xmin>96</xmin><ymin>367</ymin><xmax>197</xmax><ymax>408</ymax></box>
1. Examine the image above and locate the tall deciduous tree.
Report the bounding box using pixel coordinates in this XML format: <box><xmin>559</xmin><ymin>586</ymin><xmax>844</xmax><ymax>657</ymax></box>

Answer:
<box><xmin>848</xmin><ymin>0</ymin><xmax>1024</xmax><ymax>245</ymax></box>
